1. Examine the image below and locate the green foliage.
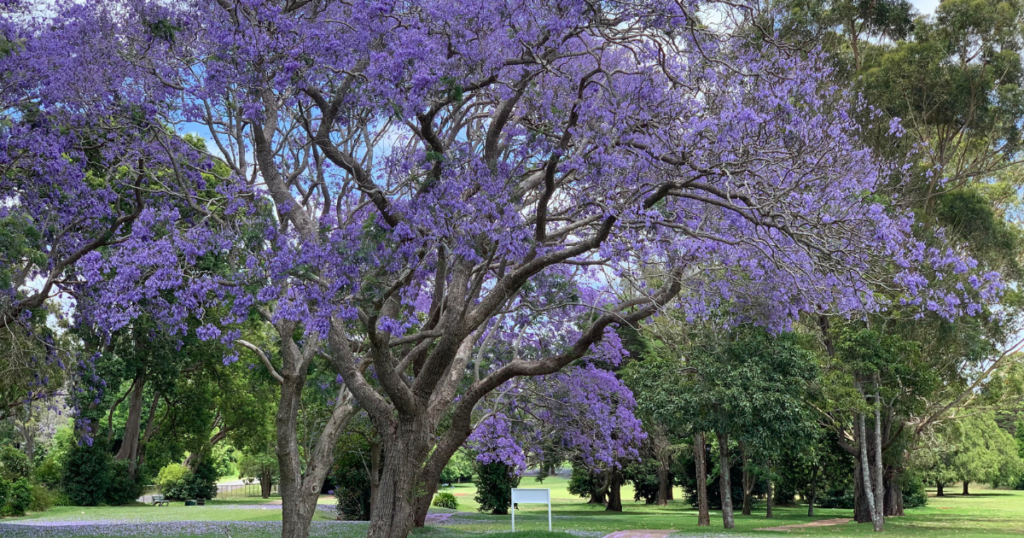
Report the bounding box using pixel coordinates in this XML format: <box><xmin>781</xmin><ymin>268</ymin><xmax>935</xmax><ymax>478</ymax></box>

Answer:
<box><xmin>34</xmin><ymin>453</ymin><xmax>62</xmax><ymax>490</ymax></box>
<box><xmin>0</xmin><ymin>477</ymin><xmax>9</xmax><ymax>512</ymax></box>
<box><xmin>4</xmin><ymin>479</ymin><xmax>32</xmax><ymax>516</ymax></box>
<box><xmin>237</xmin><ymin>452</ymin><xmax>278</xmax><ymax>486</ymax></box>
<box><xmin>105</xmin><ymin>459</ymin><xmax>142</xmax><ymax>505</ymax></box>
<box><xmin>331</xmin><ymin>433</ymin><xmax>375</xmax><ymax>521</ymax></box>
<box><xmin>28</xmin><ymin>484</ymin><xmax>53</xmax><ymax>512</ymax></box>
<box><xmin>917</xmin><ymin>412</ymin><xmax>1023</xmax><ymax>490</ymax></box>
<box><xmin>902</xmin><ymin>473</ymin><xmax>928</xmax><ymax>509</ymax></box>
<box><xmin>432</xmin><ymin>491</ymin><xmax>459</xmax><ymax>509</ymax></box>
<box><xmin>155</xmin><ymin>463</ymin><xmax>190</xmax><ymax>501</ymax></box>
<box><xmin>61</xmin><ymin>441</ymin><xmax>110</xmax><ymax>506</ymax></box>
<box><xmin>474</xmin><ymin>462</ymin><xmax>520</xmax><ymax>515</ymax></box>
<box><xmin>440</xmin><ymin>450</ymin><xmax>474</xmax><ymax>484</ymax></box>
<box><xmin>566</xmin><ymin>462</ymin><xmax>598</xmax><ymax>500</ymax></box>
<box><xmin>0</xmin><ymin>445</ymin><xmax>31</xmax><ymax>481</ymax></box>
<box><xmin>622</xmin><ymin>458</ymin><xmax>660</xmax><ymax>504</ymax></box>
<box><xmin>185</xmin><ymin>459</ymin><xmax>220</xmax><ymax>500</ymax></box>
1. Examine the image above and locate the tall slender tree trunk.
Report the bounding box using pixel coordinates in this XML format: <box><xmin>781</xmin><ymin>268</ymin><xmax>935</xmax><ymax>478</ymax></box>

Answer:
<box><xmin>114</xmin><ymin>373</ymin><xmax>146</xmax><ymax>477</ymax></box>
<box><xmin>858</xmin><ymin>411</ymin><xmax>883</xmax><ymax>532</ymax></box>
<box><xmin>717</xmin><ymin>431</ymin><xmax>735</xmax><ymax>529</ymax></box>
<box><xmin>807</xmin><ymin>479</ymin><xmax>816</xmax><ymax>517</ymax></box>
<box><xmin>766</xmin><ymin>462</ymin><xmax>774</xmax><ymax>518</ymax></box>
<box><xmin>741</xmin><ymin>441</ymin><xmax>753</xmax><ymax>516</ymax></box>
<box><xmin>694</xmin><ymin>432</ymin><xmax>710</xmax><ymax>526</ymax></box>
<box><xmin>962</xmin><ymin>481</ymin><xmax>969</xmax><ymax>495</ymax></box>
<box><xmin>872</xmin><ymin>396</ymin><xmax>885</xmax><ymax>530</ymax></box>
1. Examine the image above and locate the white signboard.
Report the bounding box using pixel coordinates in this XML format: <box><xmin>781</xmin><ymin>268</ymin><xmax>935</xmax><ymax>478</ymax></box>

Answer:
<box><xmin>510</xmin><ymin>488</ymin><xmax>551</xmax><ymax>531</ymax></box>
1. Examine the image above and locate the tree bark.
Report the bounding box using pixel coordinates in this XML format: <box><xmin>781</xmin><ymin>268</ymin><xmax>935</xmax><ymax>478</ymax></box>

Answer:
<box><xmin>854</xmin><ymin>458</ymin><xmax>872</xmax><ymax>523</ymax></box>
<box><xmin>717</xmin><ymin>431</ymin><xmax>734</xmax><ymax>529</ymax></box>
<box><xmin>695</xmin><ymin>432</ymin><xmax>710</xmax><ymax>526</ymax></box>
<box><xmin>858</xmin><ymin>411</ymin><xmax>883</xmax><ymax>532</ymax></box>
<box><xmin>277</xmin><ymin>367</ymin><xmax>356</xmax><ymax>538</ymax></box>
<box><xmin>657</xmin><ymin>462</ymin><xmax>669</xmax><ymax>506</ymax></box>
<box><xmin>606</xmin><ymin>469</ymin><xmax>623</xmax><ymax>512</ymax></box>
<box><xmin>872</xmin><ymin>398</ymin><xmax>885</xmax><ymax>530</ymax></box>
<box><xmin>261</xmin><ymin>466</ymin><xmax>273</xmax><ymax>498</ymax></box>
<box><xmin>962</xmin><ymin>481</ymin><xmax>969</xmax><ymax>495</ymax></box>
<box><xmin>369</xmin><ymin>439</ymin><xmax>381</xmax><ymax>518</ymax></box>
<box><xmin>741</xmin><ymin>441</ymin><xmax>753</xmax><ymax>516</ymax></box>
<box><xmin>936</xmin><ymin>482</ymin><xmax>944</xmax><ymax>497</ymax></box>
<box><xmin>365</xmin><ymin>418</ymin><xmax>431</xmax><ymax>538</ymax></box>
<box><xmin>766</xmin><ymin>463</ymin><xmax>774</xmax><ymax>518</ymax></box>
<box><xmin>884</xmin><ymin>469</ymin><xmax>904</xmax><ymax>517</ymax></box>
<box><xmin>666</xmin><ymin>474</ymin><xmax>674</xmax><ymax>500</ymax></box>
<box><xmin>114</xmin><ymin>373</ymin><xmax>146</xmax><ymax>477</ymax></box>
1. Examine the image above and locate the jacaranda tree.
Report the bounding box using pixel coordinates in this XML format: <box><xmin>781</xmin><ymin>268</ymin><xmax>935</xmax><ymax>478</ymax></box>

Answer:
<box><xmin>0</xmin><ymin>0</ymin><xmax>1001</xmax><ymax>537</ymax></box>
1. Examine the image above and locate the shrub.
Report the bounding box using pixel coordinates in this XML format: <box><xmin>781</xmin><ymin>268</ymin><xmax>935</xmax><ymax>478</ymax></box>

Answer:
<box><xmin>0</xmin><ymin>477</ymin><xmax>9</xmax><ymax>511</ymax></box>
<box><xmin>433</xmin><ymin>491</ymin><xmax>458</xmax><ymax>510</ymax></box>
<box><xmin>817</xmin><ymin>487</ymin><xmax>854</xmax><ymax>509</ymax></box>
<box><xmin>34</xmin><ymin>454</ymin><xmax>62</xmax><ymax>490</ymax></box>
<box><xmin>0</xmin><ymin>446</ymin><xmax>32</xmax><ymax>481</ymax></box>
<box><xmin>105</xmin><ymin>459</ymin><xmax>142</xmax><ymax>505</ymax></box>
<box><xmin>4</xmin><ymin>479</ymin><xmax>32</xmax><ymax>516</ymax></box>
<box><xmin>155</xmin><ymin>463</ymin><xmax>190</xmax><ymax>501</ymax></box>
<box><xmin>28</xmin><ymin>484</ymin><xmax>53</xmax><ymax>512</ymax></box>
<box><xmin>622</xmin><ymin>459</ymin><xmax>660</xmax><ymax>504</ymax></box>
<box><xmin>184</xmin><ymin>458</ymin><xmax>219</xmax><ymax>500</ymax></box>
<box><xmin>902</xmin><ymin>475</ymin><xmax>928</xmax><ymax>509</ymax></box>
<box><xmin>474</xmin><ymin>462</ymin><xmax>520</xmax><ymax>515</ymax></box>
<box><xmin>61</xmin><ymin>441</ymin><xmax>110</xmax><ymax>506</ymax></box>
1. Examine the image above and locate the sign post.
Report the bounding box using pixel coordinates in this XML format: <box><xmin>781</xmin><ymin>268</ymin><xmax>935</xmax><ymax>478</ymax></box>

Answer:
<box><xmin>510</xmin><ymin>488</ymin><xmax>551</xmax><ymax>532</ymax></box>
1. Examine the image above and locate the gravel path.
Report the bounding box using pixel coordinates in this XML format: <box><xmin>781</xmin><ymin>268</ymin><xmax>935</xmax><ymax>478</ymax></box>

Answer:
<box><xmin>602</xmin><ymin>530</ymin><xmax>678</xmax><ymax>538</ymax></box>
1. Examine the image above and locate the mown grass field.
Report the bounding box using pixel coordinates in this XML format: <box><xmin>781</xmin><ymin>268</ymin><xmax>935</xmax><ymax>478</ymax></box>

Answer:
<box><xmin>2</xmin><ymin>477</ymin><xmax>1022</xmax><ymax>538</ymax></box>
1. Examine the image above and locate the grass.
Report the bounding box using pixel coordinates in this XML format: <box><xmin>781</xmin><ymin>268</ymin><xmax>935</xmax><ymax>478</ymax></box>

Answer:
<box><xmin>2</xmin><ymin>479</ymin><xmax>1023</xmax><ymax>538</ymax></box>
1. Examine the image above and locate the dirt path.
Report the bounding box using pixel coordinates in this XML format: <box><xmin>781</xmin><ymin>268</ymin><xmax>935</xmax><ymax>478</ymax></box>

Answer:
<box><xmin>757</xmin><ymin>518</ymin><xmax>852</xmax><ymax>531</ymax></box>
<box><xmin>602</xmin><ymin>530</ymin><xmax>678</xmax><ymax>538</ymax></box>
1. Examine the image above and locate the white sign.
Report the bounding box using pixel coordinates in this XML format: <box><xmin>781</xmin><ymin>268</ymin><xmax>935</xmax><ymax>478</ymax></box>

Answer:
<box><xmin>510</xmin><ymin>488</ymin><xmax>551</xmax><ymax>531</ymax></box>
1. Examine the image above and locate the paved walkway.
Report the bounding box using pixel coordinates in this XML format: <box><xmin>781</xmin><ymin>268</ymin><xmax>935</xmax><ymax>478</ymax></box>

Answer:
<box><xmin>602</xmin><ymin>530</ymin><xmax>677</xmax><ymax>538</ymax></box>
<box><xmin>757</xmin><ymin>517</ymin><xmax>852</xmax><ymax>531</ymax></box>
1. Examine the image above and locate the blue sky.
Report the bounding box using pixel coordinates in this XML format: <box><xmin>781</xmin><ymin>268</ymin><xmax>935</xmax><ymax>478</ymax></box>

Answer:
<box><xmin>910</xmin><ymin>0</ymin><xmax>940</xmax><ymax>16</ymax></box>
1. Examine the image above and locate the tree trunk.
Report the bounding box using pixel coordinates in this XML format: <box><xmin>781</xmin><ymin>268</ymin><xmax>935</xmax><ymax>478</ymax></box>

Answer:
<box><xmin>694</xmin><ymin>432</ymin><xmax>710</xmax><ymax>526</ymax></box>
<box><xmin>369</xmin><ymin>439</ymin><xmax>381</xmax><ymax>518</ymax></box>
<box><xmin>766</xmin><ymin>463</ymin><xmax>774</xmax><ymax>518</ymax></box>
<box><xmin>606</xmin><ymin>469</ymin><xmax>623</xmax><ymax>512</ymax></box>
<box><xmin>717</xmin><ymin>431</ymin><xmax>734</xmax><ymax>529</ymax></box>
<box><xmin>884</xmin><ymin>469</ymin><xmax>903</xmax><ymax>517</ymax></box>
<box><xmin>854</xmin><ymin>458</ymin><xmax>872</xmax><ymax>523</ymax></box>
<box><xmin>666</xmin><ymin>474</ymin><xmax>674</xmax><ymax>501</ymax></box>
<box><xmin>741</xmin><ymin>441</ymin><xmax>752</xmax><ymax>516</ymax></box>
<box><xmin>365</xmin><ymin>418</ymin><xmax>432</xmax><ymax>538</ymax></box>
<box><xmin>277</xmin><ymin>372</ymin><xmax>356</xmax><ymax>538</ymax></box>
<box><xmin>657</xmin><ymin>459</ymin><xmax>670</xmax><ymax>506</ymax></box>
<box><xmin>962</xmin><ymin>481</ymin><xmax>969</xmax><ymax>495</ymax></box>
<box><xmin>872</xmin><ymin>400</ymin><xmax>885</xmax><ymax>531</ymax></box>
<box><xmin>807</xmin><ymin>485</ymin><xmax>816</xmax><ymax>517</ymax></box>
<box><xmin>261</xmin><ymin>467</ymin><xmax>273</xmax><ymax>499</ymax></box>
<box><xmin>114</xmin><ymin>373</ymin><xmax>146</xmax><ymax>478</ymax></box>
<box><xmin>858</xmin><ymin>411</ymin><xmax>883</xmax><ymax>532</ymax></box>
<box><xmin>936</xmin><ymin>482</ymin><xmax>944</xmax><ymax>497</ymax></box>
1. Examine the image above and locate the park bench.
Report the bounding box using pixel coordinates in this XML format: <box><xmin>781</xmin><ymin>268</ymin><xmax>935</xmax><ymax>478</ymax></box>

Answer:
<box><xmin>197</xmin><ymin>499</ymin><xmax>206</xmax><ymax>506</ymax></box>
<box><xmin>152</xmin><ymin>495</ymin><xmax>169</xmax><ymax>507</ymax></box>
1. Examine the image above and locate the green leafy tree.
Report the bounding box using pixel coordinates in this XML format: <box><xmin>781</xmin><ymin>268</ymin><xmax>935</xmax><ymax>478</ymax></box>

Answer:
<box><xmin>474</xmin><ymin>462</ymin><xmax>520</xmax><ymax>515</ymax></box>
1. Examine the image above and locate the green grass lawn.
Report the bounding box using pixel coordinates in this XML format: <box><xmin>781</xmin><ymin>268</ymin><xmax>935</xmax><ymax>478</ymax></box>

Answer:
<box><xmin>2</xmin><ymin>479</ymin><xmax>1023</xmax><ymax>538</ymax></box>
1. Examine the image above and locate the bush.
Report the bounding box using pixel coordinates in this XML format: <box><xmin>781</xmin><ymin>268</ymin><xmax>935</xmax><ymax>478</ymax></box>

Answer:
<box><xmin>0</xmin><ymin>446</ymin><xmax>32</xmax><ymax>481</ymax></box>
<box><xmin>155</xmin><ymin>463</ymin><xmax>190</xmax><ymax>501</ymax></box>
<box><xmin>34</xmin><ymin>454</ymin><xmax>62</xmax><ymax>490</ymax></box>
<box><xmin>62</xmin><ymin>441</ymin><xmax>110</xmax><ymax>506</ymax></box>
<box><xmin>817</xmin><ymin>487</ymin><xmax>854</xmax><ymax>509</ymax></box>
<box><xmin>433</xmin><ymin>491</ymin><xmax>459</xmax><ymax>509</ymax></box>
<box><xmin>0</xmin><ymin>477</ymin><xmax>9</xmax><ymax>511</ymax></box>
<box><xmin>623</xmin><ymin>459</ymin><xmax>660</xmax><ymax>504</ymax></box>
<box><xmin>184</xmin><ymin>458</ymin><xmax>219</xmax><ymax>500</ymax></box>
<box><xmin>902</xmin><ymin>475</ymin><xmax>928</xmax><ymax>509</ymax></box>
<box><xmin>105</xmin><ymin>459</ymin><xmax>142</xmax><ymax>505</ymax></box>
<box><xmin>4</xmin><ymin>479</ymin><xmax>32</xmax><ymax>516</ymax></box>
<box><xmin>474</xmin><ymin>462</ymin><xmax>520</xmax><ymax>515</ymax></box>
<box><xmin>28</xmin><ymin>484</ymin><xmax>53</xmax><ymax>512</ymax></box>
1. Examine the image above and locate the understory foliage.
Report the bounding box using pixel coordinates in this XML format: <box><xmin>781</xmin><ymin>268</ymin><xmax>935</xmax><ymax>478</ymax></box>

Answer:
<box><xmin>474</xmin><ymin>462</ymin><xmax>521</xmax><ymax>515</ymax></box>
